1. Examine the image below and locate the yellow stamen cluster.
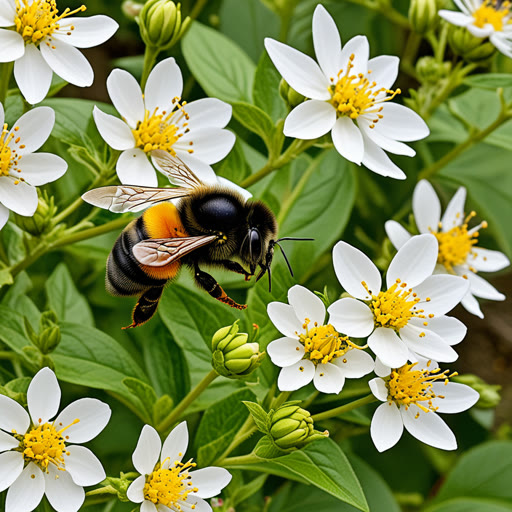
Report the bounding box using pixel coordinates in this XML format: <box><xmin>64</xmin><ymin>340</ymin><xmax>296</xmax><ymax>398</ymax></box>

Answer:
<box><xmin>0</xmin><ymin>123</ymin><xmax>25</xmax><ymax>183</ymax></box>
<box><xmin>143</xmin><ymin>459</ymin><xmax>198</xmax><ymax>510</ymax></box>
<box><xmin>473</xmin><ymin>0</ymin><xmax>510</xmax><ymax>30</ymax></box>
<box><xmin>386</xmin><ymin>362</ymin><xmax>457</xmax><ymax>414</ymax></box>
<box><xmin>14</xmin><ymin>0</ymin><xmax>86</xmax><ymax>45</ymax></box>
<box><xmin>434</xmin><ymin>212</ymin><xmax>486</xmax><ymax>273</ymax></box>
<box><xmin>132</xmin><ymin>98</ymin><xmax>192</xmax><ymax>156</ymax></box>
<box><xmin>330</xmin><ymin>54</ymin><xmax>400</xmax><ymax>125</ymax></box>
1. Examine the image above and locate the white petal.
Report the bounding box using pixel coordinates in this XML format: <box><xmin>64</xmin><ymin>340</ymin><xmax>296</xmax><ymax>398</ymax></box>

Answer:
<box><xmin>8</xmin><ymin>106</ymin><xmax>55</xmax><ymax>155</ymax></box>
<box><xmin>161</xmin><ymin>421</ymin><xmax>189</xmax><ymax>467</ymax></box>
<box><xmin>216</xmin><ymin>177</ymin><xmax>252</xmax><ymax>202</ymax></box>
<box><xmin>16</xmin><ymin>153</ymin><xmax>67</xmax><ymax>186</ymax></box>
<box><xmin>339</xmin><ymin>35</ymin><xmax>369</xmax><ymax>76</ymax></box>
<box><xmin>327</xmin><ymin>298</ymin><xmax>374</xmax><ymax>337</ymax></box>
<box><xmin>0</xmin><ymin>451</ymin><xmax>24</xmax><ymax>492</ymax></box>
<box><xmin>189</xmin><ymin>467</ymin><xmax>232</xmax><ymax>499</ymax></box>
<box><xmin>360</xmin><ymin>132</ymin><xmax>406</xmax><ymax>179</ymax></box>
<box><xmin>441</xmin><ymin>187</ymin><xmax>466</xmax><ymax>231</ymax></box>
<box><xmin>167</xmin><ymin>152</ymin><xmax>217</xmax><ymax>186</ymax></box>
<box><xmin>369</xmin><ymin>377</ymin><xmax>388</xmax><ymax>401</ymax></box>
<box><xmin>400</xmin><ymin>324</ymin><xmax>458</xmax><ymax>363</ymax></box>
<box><xmin>368</xmin><ymin>327</ymin><xmax>408</xmax><ymax>368</ymax></box>
<box><xmin>469</xmin><ymin>247</ymin><xmax>510</xmax><ymax>272</ymax></box>
<box><xmin>267</xmin><ymin>337</ymin><xmax>305</xmax><ymax>367</ymax></box>
<box><xmin>0</xmin><ymin>394</ymin><xmax>30</xmax><ymax>434</ymax></box>
<box><xmin>13</xmin><ymin>44</ymin><xmax>52</xmax><ymax>104</ymax></box>
<box><xmin>283</xmin><ymin>100</ymin><xmax>336</xmax><ymax>139</ymax></box>
<box><xmin>145</xmin><ymin>57</ymin><xmax>183</xmax><ymax>115</ymax></box>
<box><xmin>106</xmin><ymin>69</ymin><xmax>144</xmax><ymax>129</ymax></box>
<box><xmin>183</xmin><ymin>98</ymin><xmax>232</xmax><ymax>130</ymax></box>
<box><xmin>117</xmin><ymin>148</ymin><xmax>158</xmax><ymax>187</ymax></box>
<box><xmin>332</xmin><ymin>117</ymin><xmax>364</xmax><ymax>164</ymax></box>
<box><xmin>401</xmin><ymin>407</ymin><xmax>456</xmax><ymax>450</ymax></box>
<box><xmin>27</xmin><ymin>367</ymin><xmax>60</xmax><ymax>425</ymax></box>
<box><xmin>439</xmin><ymin>9</ymin><xmax>473</xmax><ymax>26</ymax></box>
<box><xmin>431</xmin><ymin>382</ymin><xmax>479</xmax><ymax>414</ymax></box>
<box><xmin>384</xmin><ymin>220</ymin><xmax>412</xmax><ymax>249</ymax></box>
<box><xmin>413</xmin><ymin>180</ymin><xmax>441</xmax><ymax>234</ymax></box>
<box><xmin>40</xmin><ymin>38</ymin><xmax>93</xmax><ymax>87</ymax></box>
<box><xmin>44</xmin><ymin>464</ymin><xmax>85</xmax><ymax>512</ymax></box>
<box><xmin>370</xmin><ymin>402</ymin><xmax>403</xmax><ymax>452</ymax></box>
<box><xmin>65</xmin><ymin>446</ymin><xmax>105</xmax><ymax>486</ymax></box>
<box><xmin>410</xmin><ymin>316</ymin><xmax>466</xmax><ymax>346</ymax></box>
<box><xmin>127</xmin><ymin>475</ymin><xmax>146</xmax><ymax>503</ymax></box>
<box><xmin>0</xmin><ymin>2</ymin><xmax>15</xmax><ymax>26</ymax></box>
<box><xmin>288</xmin><ymin>284</ymin><xmax>326</xmax><ymax>326</ymax></box>
<box><xmin>6</xmin><ymin>463</ymin><xmax>44</xmax><ymax>512</ymax></box>
<box><xmin>53</xmin><ymin>15</ymin><xmax>118</xmax><ymax>48</ymax></box>
<box><xmin>131</xmin><ymin>425</ymin><xmax>161</xmax><ymax>475</ymax></box>
<box><xmin>0</xmin><ymin>203</ymin><xmax>9</xmax><ymax>230</ymax></box>
<box><xmin>0</xmin><ymin>178</ymin><xmax>37</xmax><ymax>216</ymax></box>
<box><xmin>386</xmin><ymin>234</ymin><xmax>438</xmax><ymax>289</ymax></box>
<box><xmin>367</xmin><ymin>55</ymin><xmax>399</xmax><ymax>90</ymax></box>
<box><xmin>182</xmin><ymin>497</ymin><xmax>210</xmax><ymax>512</ymax></box>
<box><xmin>333</xmin><ymin>349</ymin><xmax>374</xmax><ymax>378</ymax></box>
<box><xmin>141</xmin><ymin>501</ymin><xmax>158</xmax><ymax>512</ymax></box>
<box><xmin>465</xmin><ymin>271</ymin><xmax>505</xmax><ymax>300</ymax></box>
<box><xmin>359</xmin><ymin>120</ymin><xmax>415</xmax><ymax>156</ymax></box>
<box><xmin>467</xmin><ymin>23</ymin><xmax>494</xmax><ymax>37</ymax></box>
<box><xmin>264</xmin><ymin>38</ymin><xmax>331</xmax><ymax>100</ymax></box>
<box><xmin>93</xmin><ymin>106</ymin><xmax>135</xmax><ymax>150</ymax></box>
<box><xmin>53</xmin><ymin>398</ymin><xmax>111</xmax><ymax>444</ymax></box>
<box><xmin>175</xmin><ymin>128</ymin><xmax>235</xmax><ymax>164</ymax></box>
<box><xmin>312</xmin><ymin>4</ymin><xmax>342</xmax><ymax>80</ymax></box>
<box><xmin>373</xmin><ymin>103</ymin><xmax>430</xmax><ymax>142</ymax></box>
<box><xmin>490</xmin><ymin>33</ymin><xmax>512</xmax><ymax>57</ymax></box>
<box><xmin>313</xmin><ymin>363</ymin><xmax>345</xmax><ymax>394</ymax></box>
<box><xmin>0</xmin><ymin>29</ymin><xmax>24</xmax><ymax>62</ymax></box>
<box><xmin>412</xmin><ymin>274</ymin><xmax>469</xmax><ymax>315</ymax></box>
<box><xmin>374</xmin><ymin>358</ymin><xmax>391</xmax><ymax>377</ymax></box>
<box><xmin>332</xmin><ymin>240</ymin><xmax>382</xmax><ymax>300</ymax></box>
<box><xmin>277</xmin><ymin>360</ymin><xmax>315</xmax><ymax>391</ymax></box>
<box><xmin>461</xmin><ymin>291</ymin><xmax>483</xmax><ymax>318</ymax></box>
<box><xmin>267</xmin><ymin>302</ymin><xmax>304</xmax><ymax>338</ymax></box>
<box><xmin>0</xmin><ymin>430</ymin><xmax>18</xmax><ymax>452</ymax></box>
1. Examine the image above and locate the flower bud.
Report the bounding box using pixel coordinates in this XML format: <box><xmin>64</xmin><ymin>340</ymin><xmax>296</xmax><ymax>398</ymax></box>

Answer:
<box><xmin>15</xmin><ymin>193</ymin><xmax>57</xmax><ymax>236</ymax></box>
<box><xmin>409</xmin><ymin>0</ymin><xmax>438</xmax><ymax>34</ymax></box>
<box><xmin>279</xmin><ymin>79</ymin><xmax>305</xmax><ymax>110</ymax></box>
<box><xmin>416</xmin><ymin>56</ymin><xmax>451</xmax><ymax>84</ymax></box>
<box><xmin>122</xmin><ymin>0</ymin><xmax>143</xmax><ymax>19</ymax></box>
<box><xmin>453</xmin><ymin>374</ymin><xmax>500</xmax><ymax>409</ymax></box>
<box><xmin>448</xmin><ymin>26</ymin><xmax>497</xmax><ymax>62</ymax></box>
<box><xmin>138</xmin><ymin>0</ymin><xmax>190</xmax><ymax>51</ymax></box>
<box><xmin>37</xmin><ymin>311</ymin><xmax>61</xmax><ymax>355</ymax></box>
<box><xmin>106</xmin><ymin>475</ymin><xmax>132</xmax><ymax>502</ymax></box>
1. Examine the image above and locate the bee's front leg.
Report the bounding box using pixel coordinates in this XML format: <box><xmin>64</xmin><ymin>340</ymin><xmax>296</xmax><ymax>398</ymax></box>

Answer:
<box><xmin>216</xmin><ymin>259</ymin><xmax>253</xmax><ymax>281</ymax></box>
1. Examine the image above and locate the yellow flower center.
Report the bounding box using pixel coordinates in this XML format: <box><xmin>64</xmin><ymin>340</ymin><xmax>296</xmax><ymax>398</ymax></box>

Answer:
<box><xmin>386</xmin><ymin>361</ymin><xmax>457</xmax><ymax>413</ymax></box>
<box><xmin>329</xmin><ymin>54</ymin><xmax>400</xmax><ymax>124</ymax></box>
<box><xmin>14</xmin><ymin>0</ymin><xmax>86</xmax><ymax>45</ymax></box>
<box><xmin>434</xmin><ymin>212</ymin><xmax>486</xmax><ymax>273</ymax></box>
<box><xmin>143</xmin><ymin>459</ymin><xmax>198</xmax><ymax>510</ymax></box>
<box><xmin>0</xmin><ymin>123</ymin><xmax>25</xmax><ymax>183</ymax></box>
<box><xmin>131</xmin><ymin>99</ymin><xmax>193</xmax><ymax>156</ymax></box>
<box><xmin>473</xmin><ymin>0</ymin><xmax>510</xmax><ymax>30</ymax></box>
<box><xmin>364</xmin><ymin>280</ymin><xmax>431</xmax><ymax>331</ymax></box>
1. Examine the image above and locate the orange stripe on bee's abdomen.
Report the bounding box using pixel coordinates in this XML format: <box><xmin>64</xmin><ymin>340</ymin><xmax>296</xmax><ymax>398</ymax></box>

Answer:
<box><xmin>140</xmin><ymin>202</ymin><xmax>189</xmax><ymax>280</ymax></box>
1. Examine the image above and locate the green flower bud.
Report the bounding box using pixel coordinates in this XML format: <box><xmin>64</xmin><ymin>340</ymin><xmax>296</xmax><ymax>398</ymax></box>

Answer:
<box><xmin>36</xmin><ymin>311</ymin><xmax>61</xmax><ymax>355</ymax></box>
<box><xmin>448</xmin><ymin>25</ymin><xmax>497</xmax><ymax>62</ymax></box>
<box><xmin>122</xmin><ymin>0</ymin><xmax>143</xmax><ymax>19</ymax></box>
<box><xmin>416</xmin><ymin>56</ymin><xmax>451</xmax><ymax>84</ymax></box>
<box><xmin>212</xmin><ymin>322</ymin><xmax>239</xmax><ymax>352</ymax></box>
<box><xmin>15</xmin><ymin>193</ymin><xmax>57</xmax><ymax>236</ymax></box>
<box><xmin>453</xmin><ymin>374</ymin><xmax>500</xmax><ymax>409</ymax></box>
<box><xmin>106</xmin><ymin>475</ymin><xmax>132</xmax><ymax>502</ymax></box>
<box><xmin>138</xmin><ymin>0</ymin><xmax>190</xmax><ymax>51</ymax></box>
<box><xmin>409</xmin><ymin>0</ymin><xmax>438</xmax><ymax>34</ymax></box>
<box><xmin>279</xmin><ymin>79</ymin><xmax>305</xmax><ymax>110</ymax></box>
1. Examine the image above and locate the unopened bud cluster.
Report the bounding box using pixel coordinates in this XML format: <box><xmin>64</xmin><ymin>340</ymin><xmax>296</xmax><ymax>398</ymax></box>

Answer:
<box><xmin>409</xmin><ymin>0</ymin><xmax>438</xmax><ymax>34</ymax></box>
<box><xmin>15</xmin><ymin>193</ymin><xmax>57</xmax><ymax>236</ymax></box>
<box><xmin>26</xmin><ymin>310</ymin><xmax>61</xmax><ymax>355</ymax></box>
<box><xmin>279</xmin><ymin>79</ymin><xmax>305</xmax><ymax>110</ymax></box>
<box><xmin>447</xmin><ymin>25</ymin><xmax>496</xmax><ymax>62</ymax></box>
<box><xmin>416</xmin><ymin>57</ymin><xmax>451</xmax><ymax>84</ymax></box>
<box><xmin>270</xmin><ymin>403</ymin><xmax>315</xmax><ymax>449</ymax></box>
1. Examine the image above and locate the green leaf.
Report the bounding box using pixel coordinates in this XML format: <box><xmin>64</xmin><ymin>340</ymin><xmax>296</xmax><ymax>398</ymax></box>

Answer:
<box><xmin>463</xmin><ymin>73</ymin><xmax>512</xmax><ymax>90</ymax></box>
<box><xmin>253</xmin><ymin>52</ymin><xmax>287</xmax><ymax>122</ymax></box>
<box><xmin>45</xmin><ymin>263</ymin><xmax>94</xmax><ymax>326</ymax></box>
<box><xmin>231</xmin><ymin>101</ymin><xmax>275</xmax><ymax>149</ymax></box>
<box><xmin>243</xmin><ymin>401</ymin><xmax>270</xmax><ymax>433</ymax></box>
<box><xmin>253</xmin><ymin>436</ymin><xmax>288</xmax><ymax>458</ymax></box>
<box><xmin>123</xmin><ymin>377</ymin><xmax>157</xmax><ymax>423</ymax></box>
<box><xmin>214</xmin><ymin>139</ymin><xmax>251</xmax><ymax>184</ymax></box>
<box><xmin>0</xmin><ymin>306</ymin><xmax>33</xmax><ymax>355</ymax></box>
<box><xmin>230</xmin><ymin>474</ymin><xmax>268</xmax><ymax>507</ymax></box>
<box><xmin>195</xmin><ymin>388</ymin><xmax>256</xmax><ymax>467</ymax></box>
<box><xmin>182</xmin><ymin>21</ymin><xmax>255</xmax><ymax>103</ymax></box>
<box><xmin>425</xmin><ymin>498</ymin><xmax>512</xmax><ymax>512</ymax></box>
<box><xmin>152</xmin><ymin>394</ymin><xmax>174</xmax><ymax>426</ymax></box>
<box><xmin>0</xmin><ymin>269</ymin><xmax>13</xmax><ymax>287</ymax></box>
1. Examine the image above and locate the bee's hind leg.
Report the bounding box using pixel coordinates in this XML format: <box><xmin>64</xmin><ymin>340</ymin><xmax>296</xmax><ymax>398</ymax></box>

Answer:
<box><xmin>194</xmin><ymin>264</ymin><xmax>247</xmax><ymax>310</ymax></box>
<box><xmin>216</xmin><ymin>259</ymin><xmax>253</xmax><ymax>281</ymax></box>
<box><xmin>122</xmin><ymin>286</ymin><xmax>165</xmax><ymax>329</ymax></box>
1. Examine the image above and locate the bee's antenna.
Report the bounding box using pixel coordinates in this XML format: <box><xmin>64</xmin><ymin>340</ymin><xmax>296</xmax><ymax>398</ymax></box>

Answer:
<box><xmin>267</xmin><ymin>264</ymin><xmax>272</xmax><ymax>293</ymax></box>
<box><xmin>276</xmin><ymin>237</ymin><xmax>314</xmax><ymax>243</ymax></box>
<box><xmin>275</xmin><ymin>242</ymin><xmax>294</xmax><ymax>277</ymax></box>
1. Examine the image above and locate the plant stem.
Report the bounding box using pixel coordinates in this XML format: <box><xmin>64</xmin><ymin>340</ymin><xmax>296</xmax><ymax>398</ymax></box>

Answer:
<box><xmin>271</xmin><ymin>391</ymin><xmax>291</xmax><ymax>409</ymax></box>
<box><xmin>141</xmin><ymin>46</ymin><xmax>160</xmax><ymax>90</ymax></box>
<box><xmin>311</xmin><ymin>394</ymin><xmax>377</xmax><ymax>422</ymax></box>
<box><xmin>85</xmin><ymin>485</ymin><xmax>117</xmax><ymax>497</ymax></box>
<box><xmin>0</xmin><ymin>351</ymin><xmax>16</xmax><ymax>360</ymax></box>
<box><xmin>222</xmin><ymin>453</ymin><xmax>262</xmax><ymax>467</ymax></box>
<box><xmin>344</xmin><ymin>0</ymin><xmax>409</xmax><ymax>28</ymax></box>
<box><xmin>156</xmin><ymin>369</ymin><xmax>218</xmax><ymax>432</ymax></box>
<box><xmin>0</xmin><ymin>62</ymin><xmax>13</xmax><ymax>105</ymax></box>
<box><xmin>215</xmin><ymin>415</ymin><xmax>259</xmax><ymax>464</ymax></box>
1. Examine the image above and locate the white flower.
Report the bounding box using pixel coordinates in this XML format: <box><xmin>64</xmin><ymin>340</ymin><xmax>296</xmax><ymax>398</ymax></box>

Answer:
<box><xmin>0</xmin><ymin>103</ymin><xmax>67</xmax><ymax>229</ymax></box>
<box><xmin>93</xmin><ymin>57</ymin><xmax>236</xmax><ymax>187</ymax></box>
<box><xmin>385</xmin><ymin>180</ymin><xmax>510</xmax><ymax>318</ymax></box>
<box><xmin>329</xmin><ymin>235</ymin><xmax>470</xmax><ymax>369</ymax></box>
<box><xmin>0</xmin><ymin>367</ymin><xmax>111</xmax><ymax>512</ymax></box>
<box><xmin>369</xmin><ymin>359</ymin><xmax>479</xmax><ymax>452</ymax></box>
<box><xmin>264</xmin><ymin>4</ymin><xmax>429</xmax><ymax>179</ymax></box>
<box><xmin>0</xmin><ymin>0</ymin><xmax>118</xmax><ymax>104</ymax></box>
<box><xmin>127</xmin><ymin>422</ymin><xmax>232</xmax><ymax>512</ymax></box>
<box><xmin>267</xmin><ymin>285</ymin><xmax>374</xmax><ymax>394</ymax></box>
<box><xmin>439</xmin><ymin>0</ymin><xmax>512</xmax><ymax>57</ymax></box>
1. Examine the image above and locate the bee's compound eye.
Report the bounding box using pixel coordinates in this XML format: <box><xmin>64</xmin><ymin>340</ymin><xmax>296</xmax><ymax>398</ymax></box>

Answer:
<box><xmin>249</xmin><ymin>228</ymin><xmax>262</xmax><ymax>261</ymax></box>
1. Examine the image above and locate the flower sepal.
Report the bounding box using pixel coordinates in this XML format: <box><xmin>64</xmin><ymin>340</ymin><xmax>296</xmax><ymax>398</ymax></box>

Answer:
<box><xmin>106</xmin><ymin>473</ymin><xmax>138</xmax><ymax>502</ymax></box>
<box><xmin>409</xmin><ymin>0</ymin><xmax>439</xmax><ymax>34</ymax></box>
<box><xmin>279</xmin><ymin>79</ymin><xmax>306</xmax><ymax>110</ymax></box>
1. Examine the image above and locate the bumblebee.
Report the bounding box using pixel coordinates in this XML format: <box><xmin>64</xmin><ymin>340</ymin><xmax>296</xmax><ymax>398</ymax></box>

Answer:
<box><xmin>83</xmin><ymin>151</ymin><xmax>311</xmax><ymax>328</ymax></box>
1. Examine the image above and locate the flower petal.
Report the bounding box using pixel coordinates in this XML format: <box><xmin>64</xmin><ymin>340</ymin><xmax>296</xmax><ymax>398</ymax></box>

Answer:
<box><xmin>332</xmin><ymin>240</ymin><xmax>382</xmax><ymax>300</ymax></box>
<box><xmin>40</xmin><ymin>37</ymin><xmax>93</xmax><ymax>87</ymax></box>
<box><xmin>27</xmin><ymin>367</ymin><xmax>61</xmax><ymax>425</ymax></box>
<box><xmin>0</xmin><ymin>203</ymin><xmax>9</xmax><ymax>230</ymax></box>
<box><xmin>189</xmin><ymin>467</ymin><xmax>232</xmax><ymax>499</ymax></box>
<box><xmin>44</xmin><ymin>464</ymin><xmax>85</xmax><ymax>512</ymax></box>
<box><xmin>461</xmin><ymin>291</ymin><xmax>483</xmax><ymax>318</ymax></box>
<box><xmin>0</xmin><ymin>29</ymin><xmax>24</xmax><ymax>62</ymax></box>
<box><xmin>93</xmin><ymin>106</ymin><xmax>135</xmax><ymax>150</ymax></box>
<box><xmin>144</xmin><ymin>57</ymin><xmax>183</xmax><ymax>115</ymax></box>
<box><xmin>464</xmin><ymin>270</ymin><xmax>505</xmax><ymax>301</ymax></box>
<box><xmin>409</xmin><ymin>316</ymin><xmax>466</xmax><ymax>346</ymax></box>
<box><xmin>161</xmin><ymin>421</ymin><xmax>189</xmax><ymax>467</ymax></box>
<box><xmin>0</xmin><ymin>430</ymin><xmax>18</xmax><ymax>452</ymax></box>
<box><xmin>277</xmin><ymin>360</ymin><xmax>315</xmax><ymax>391</ymax></box>
<box><xmin>264</xmin><ymin>37</ymin><xmax>331</xmax><ymax>100</ymax></box>
<box><xmin>283</xmin><ymin>100</ymin><xmax>336</xmax><ymax>140</ymax></box>
<box><xmin>182</xmin><ymin>497</ymin><xmax>210</xmax><ymax>512</ymax></box>
<box><xmin>0</xmin><ymin>178</ymin><xmax>37</xmax><ymax>216</ymax></box>
<box><xmin>367</xmin><ymin>55</ymin><xmax>399</xmax><ymax>90</ymax></box>
<box><xmin>0</xmin><ymin>394</ymin><xmax>30</xmax><ymax>434</ymax></box>
<box><xmin>333</xmin><ymin>349</ymin><xmax>374</xmax><ymax>378</ymax></box>
<box><xmin>400</xmin><ymin>324</ymin><xmax>458</xmax><ymax>363</ymax></box>
<box><xmin>312</xmin><ymin>4</ymin><xmax>342</xmax><ymax>80</ymax></box>
<box><xmin>314</xmin><ymin>363</ymin><xmax>345</xmax><ymax>394</ymax></box>
<box><xmin>8</xmin><ymin>106</ymin><xmax>55</xmax><ymax>155</ymax></box>
<box><xmin>216</xmin><ymin>177</ymin><xmax>252</xmax><ymax>202</ymax></box>
<box><xmin>167</xmin><ymin>152</ymin><xmax>217</xmax><ymax>186</ymax></box>
<box><xmin>327</xmin><ymin>298</ymin><xmax>374</xmax><ymax>337</ymax></box>
<box><xmin>368</xmin><ymin>327</ymin><xmax>408</xmax><ymax>368</ymax></box>
<box><xmin>401</xmin><ymin>407</ymin><xmax>456</xmax><ymax>450</ymax></box>
<box><xmin>127</xmin><ymin>475</ymin><xmax>146</xmax><ymax>503</ymax></box>
<box><xmin>374</xmin><ymin>358</ymin><xmax>391</xmax><ymax>378</ymax></box>
<box><xmin>441</xmin><ymin>187</ymin><xmax>466</xmax><ymax>231</ymax></box>
<box><xmin>0</xmin><ymin>1</ymin><xmax>15</xmax><ymax>26</ymax></box>
<box><xmin>369</xmin><ymin>377</ymin><xmax>388</xmax><ymax>401</ymax></box>
<box><xmin>431</xmin><ymin>382</ymin><xmax>478</xmax><ymax>414</ymax></box>
<box><xmin>141</xmin><ymin>500</ymin><xmax>157</xmax><ymax>512</ymax></box>
<box><xmin>384</xmin><ymin>220</ymin><xmax>412</xmax><ymax>249</ymax></box>
<box><xmin>267</xmin><ymin>302</ymin><xmax>304</xmax><ymax>338</ymax></box>
<box><xmin>174</xmin><ymin>128</ymin><xmax>235</xmax><ymax>164</ymax></box>
<box><xmin>386</xmin><ymin>234</ymin><xmax>438</xmax><ymax>289</ymax></box>
<box><xmin>359</xmin><ymin>120</ymin><xmax>415</xmax><ymax>156</ymax></box>
<box><xmin>370</xmin><ymin>402</ymin><xmax>403</xmax><ymax>452</ymax></box>
<box><xmin>267</xmin><ymin>337</ymin><xmax>305</xmax><ymax>368</ymax></box>
<box><xmin>288</xmin><ymin>284</ymin><xmax>326</xmax><ymax>326</ymax></box>
<box><xmin>339</xmin><ymin>35</ymin><xmax>369</xmax><ymax>76</ymax></box>
<box><xmin>360</xmin><ymin>132</ymin><xmax>406</xmax><ymax>179</ymax></box>
<box><xmin>0</xmin><ymin>451</ymin><xmax>24</xmax><ymax>492</ymax></box>
<box><xmin>467</xmin><ymin>23</ymin><xmax>494</xmax><ymax>37</ymax></box>
<box><xmin>16</xmin><ymin>153</ymin><xmax>67</xmax><ymax>186</ymax></box>
<box><xmin>183</xmin><ymin>98</ymin><xmax>232</xmax><ymax>130</ymax></box>
<box><xmin>439</xmin><ymin>9</ymin><xmax>473</xmax><ymax>26</ymax></box>
<box><xmin>106</xmin><ymin>69</ymin><xmax>144</xmax><ymax>128</ymax></box>
<box><xmin>53</xmin><ymin>15</ymin><xmax>118</xmax><ymax>48</ymax></box>
<box><xmin>5</xmin><ymin>463</ymin><xmax>44</xmax><ymax>512</ymax></box>
<box><xmin>13</xmin><ymin>44</ymin><xmax>52</xmax><ymax>104</ymax></box>
<box><xmin>332</xmin><ymin>117</ymin><xmax>364</xmax><ymax>164</ymax></box>
<box><xmin>412</xmin><ymin>180</ymin><xmax>441</xmax><ymax>234</ymax></box>
<box><xmin>373</xmin><ymin>102</ymin><xmax>430</xmax><ymax>142</ymax></box>
<box><xmin>412</xmin><ymin>274</ymin><xmax>469</xmax><ymax>315</ymax></box>
<box><xmin>470</xmin><ymin>247</ymin><xmax>510</xmax><ymax>272</ymax></box>
<box><xmin>131</xmin><ymin>424</ymin><xmax>161</xmax><ymax>475</ymax></box>
<box><xmin>117</xmin><ymin>148</ymin><xmax>158</xmax><ymax>187</ymax></box>
<box><xmin>65</xmin><ymin>446</ymin><xmax>105</xmax><ymax>486</ymax></box>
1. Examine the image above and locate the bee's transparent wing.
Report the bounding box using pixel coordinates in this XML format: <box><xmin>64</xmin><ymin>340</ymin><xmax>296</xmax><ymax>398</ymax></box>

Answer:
<box><xmin>82</xmin><ymin>185</ymin><xmax>192</xmax><ymax>213</ymax></box>
<box><xmin>132</xmin><ymin>235</ymin><xmax>217</xmax><ymax>267</ymax></box>
<box><xmin>151</xmin><ymin>149</ymin><xmax>204</xmax><ymax>189</ymax></box>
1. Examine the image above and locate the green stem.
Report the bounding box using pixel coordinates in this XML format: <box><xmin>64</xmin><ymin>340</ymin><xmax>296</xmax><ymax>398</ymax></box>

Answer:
<box><xmin>156</xmin><ymin>369</ymin><xmax>218</xmax><ymax>432</ymax></box>
<box><xmin>271</xmin><ymin>391</ymin><xmax>291</xmax><ymax>409</ymax></box>
<box><xmin>343</xmin><ymin>0</ymin><xmax>409</xmax><ymax>28</ymax></box>
<box><xmin>0</xmin><ymin>62</ymin><xmax>13</xmax><ymax>105</ymax></box>
<box><xmin>85</xmin><ymin>485</ymin><xmax>117</xmax><ymax>497</ymax></box>
<box><xmin>222</xmin><ymin>453</ymin><xmax>262</xmax><ymax>467</ymax></box>
<box><xmin>311</xmin><ymin>394</ymin><xmax>377</xmax><ymax>422</ymax></box>
<box><xmin>435</xmin><ymin>23</ymin><xmax>449</xmax><ymax>62</ymax></box>
<box><xmin>402</xmin><ymin>32</ymin><xmax>422</xmax><ymax>74</ymax></box>
<box><xmin>141</xmin><ymin>46</ymin><xmax>160</xmax><ymax>90</ymax></box>
<box><xmin>189</xmin><ymin>0</ymin><xmax>208</xmax><ymax>19</ymax></box>
<box><xmin>215</xmin><ymin>417</ymin><xmax>259</xmax><ymax>465</ymax></box>
<box><xmin>0</xmin><ymin>351</ymin><xmax>16</xmax><ymax>360</ymax></box>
